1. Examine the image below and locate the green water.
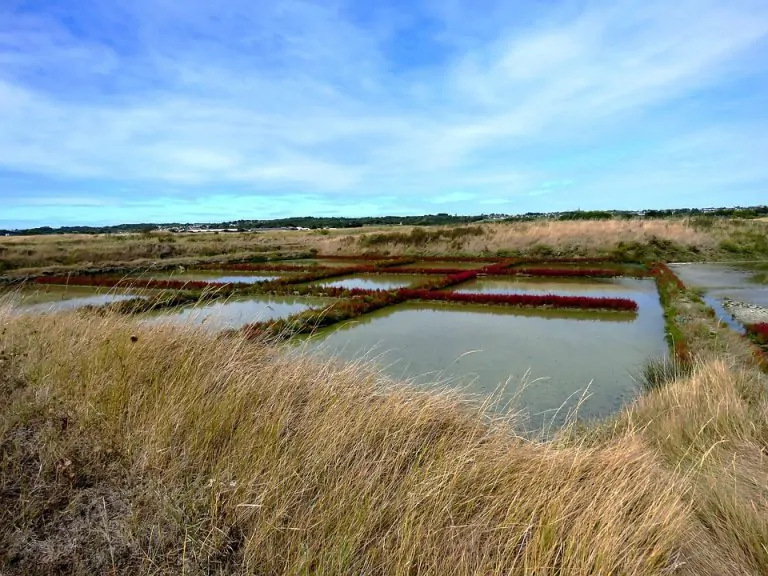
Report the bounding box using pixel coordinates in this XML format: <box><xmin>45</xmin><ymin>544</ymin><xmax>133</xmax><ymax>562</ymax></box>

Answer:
<box><xmin>314</xmin><ymin>274</ymin><xmax>431</xmax><ymax>290</ymax></box>
<box><xmin>302</xmin><ymin>289</ymin><xmax>666</xmax><ymax>430</ymax></box>
<box><xmin>144</xmin><ymin>295</ymin><xmax>330</xmax><ymax>329</ymax></box>
<box><xmin>4</xmin><ymin>285</ymin><xmax>141</xmax><ymax>312</ymax></box>
<box><xmin>449</xmin><ymin>276</ymin><xmax>655</xmax><ymax>297</ymax></box>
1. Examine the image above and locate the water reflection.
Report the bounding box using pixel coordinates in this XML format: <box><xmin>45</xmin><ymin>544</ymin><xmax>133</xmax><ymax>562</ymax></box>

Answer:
<box><xmin>6</xmin><ymin>285</ymin><xmax>141</xmax><ymax>312</ymax></box>
<box><xmin>669</xmin><ymin>263</ymin><xmax>768</xmax><ymax>326</ymax></box>
<box><xmin>315</xmin><ymin>274</ymin><xmax>430</xmax><ymax>290</ymax></box>
<box><xmin>145</xmin><ymin>271</ymin><xmax>285</xmax><ymax>284</ymax></box>
<box><xmin>303</xmin><ymin>297</ymin><xmax>667</xmax><ymax>430</ymax></box>
<box><xmin>144</xmin><ymin>295</ymin><xmax>330</xmax><ymax>329</ymax></box>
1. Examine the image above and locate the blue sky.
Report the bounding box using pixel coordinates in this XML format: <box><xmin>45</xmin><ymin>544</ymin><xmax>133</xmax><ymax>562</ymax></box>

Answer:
<box><xmin>1</xmin><ymin>0</ymin><xmax>768</xmax><ymax>227</ymax></box>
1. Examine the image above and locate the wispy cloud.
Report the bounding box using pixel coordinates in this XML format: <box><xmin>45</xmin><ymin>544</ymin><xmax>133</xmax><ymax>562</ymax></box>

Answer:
<box><xmin>1</xmin><ymin>0</ymin><xmax>767</xmax><ymax>225</ymax></box>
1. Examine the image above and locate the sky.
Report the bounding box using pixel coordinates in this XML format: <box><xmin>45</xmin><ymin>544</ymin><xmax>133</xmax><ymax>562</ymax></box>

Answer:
<box><xmin>1</xmin><ymin>0</ymin><xmax>768</xmax><ymax>227</ymax></box>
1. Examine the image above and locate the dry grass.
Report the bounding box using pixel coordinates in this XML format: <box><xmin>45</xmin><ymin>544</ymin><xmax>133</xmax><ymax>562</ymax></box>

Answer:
<box><xmin>311</xmin><ymin>219</ymin><xmax>747</xmax><ymax>259</ymax></box>
<box><xmin>2</xmin><ymin>219</ymin><xmax>766</xmax><ymax>275</ymax></box>
<box><xmin>2</xmin><ymin>307</ymin><xmax>767</xmax><ymax>574</ymax></box>
<box><xmin>0</xmin><ymin>230</ymin><xmax>311</xmax><ymax>274</ymax></box>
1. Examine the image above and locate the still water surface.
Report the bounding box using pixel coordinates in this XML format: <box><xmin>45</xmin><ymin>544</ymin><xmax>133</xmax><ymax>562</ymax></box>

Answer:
<box><xmin>144</xmin><ymin>295</ymin><xmax>329</xmax><ymax>329</ymax></box>
<box><xmin>669</xmin><ymin>263</ymin><xmax>768</xmax><ymax>329</ymax></box>
<box><xmin>303</xmin><ymin>279</ymin><xmax>666</xmax><ymax>429</ymax></box>
<box><xmin>449</xmin><ymin>276</ymin><xmax>656</xmax><ymax>297</ymax></box>
<box><xmin>145</xmin><ymin>271</ymin><xmax>287</xmax><ymax>284</ymax></box>
<box><xmin>314</xmin><ymin>274</ymin><xmax>430</xmax><ymax>290</ymax></box>
<box><xmin>5</xmin><ymin>285</ymin><xmax>140</xmax><ymax>312</ymax></box>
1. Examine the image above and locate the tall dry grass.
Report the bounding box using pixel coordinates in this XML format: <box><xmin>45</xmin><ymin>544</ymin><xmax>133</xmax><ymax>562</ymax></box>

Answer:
<box><xmin>1</xmin><ymin>307</ymin><xmax>766</xmax><ymax>574</ymax></box>
<box><xmin>315</xmin><ymin>219</ymin><xmax>767</xmax><ymax>259</ymax></box>
<box><xmin>3</xmin><ymin>219</ymin><xmax>766</xmax><ymax>274</ymax></box>
<box><xmin>0</xmin><ymin>231</ymin><xmax>305</xmax><ymax>273</ymax></box>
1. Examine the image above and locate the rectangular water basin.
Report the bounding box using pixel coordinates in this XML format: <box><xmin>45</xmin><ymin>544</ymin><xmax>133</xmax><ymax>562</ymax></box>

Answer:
<box><xmin>5</xmin><ymin>285</ymin><xmax>141</xmax><ymax>313</ymax></box>
<box><xmin>144</xmin><ymin>270</ymin><xmax>292</xmax><ymax>284</ymax></box>
<box><xmin>144</xmin><ymin>295</ymin><xmax>330</xmax><ymax>330</ymax></box>
<box><xmin>275</xmin><ymin>258</ymin><xmax>381</xmax><ymax>268</ymax></box>
<box><xmin>511</xmin><ymin>261</ymin><xmax>643</xmax><ymax>271</ymax></box>
<box><xmin>397</xmin><ymin>260</ymin><xmax>489</xmax><ymax>270</ymax></box>
<box><xmin>301</xmin><ymin>298</ymin><xmax>666</xmax><ymax>429</ymax></box>
<box><xmin>449</xmin><ymin>276</ymin><xmax>657</xmax><ymax>299</ymax></box>
<box><xmin>669</xmin><ymin>263</ymin><xmax>768</xmax><ymax>327</ymax></box>
<box><xmin>313</xmin><ymin>274</ymin><xmax>431</xmax><ymax>290</ymax></box>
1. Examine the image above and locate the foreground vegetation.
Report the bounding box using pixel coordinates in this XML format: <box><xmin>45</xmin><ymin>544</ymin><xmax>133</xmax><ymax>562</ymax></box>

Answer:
<box><xmin>1</xmin><ymin>307</ymin><xmax>767</xmax><ymax>575</ymax></box>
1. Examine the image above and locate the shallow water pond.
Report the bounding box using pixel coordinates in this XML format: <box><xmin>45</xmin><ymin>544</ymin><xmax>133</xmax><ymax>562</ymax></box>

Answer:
<box><xmin>145</xmin><ymin>270</ymin><xmax>290</xmax><ymax>284</ymax></box>
<box><xmin>314</xmin><ymin>274</ymin><xmax>430</xmax><ymax>290</ymax></box>
<box><xmin>302</xmin><ymin>294</ymin><xmax>667</xmax><ymax>430</ymax></box>
<box><xmin>4</xmin><ymin>285</ymin><xmax>141</xmax><ymax>312</ymax></box>
<box><xmin>276</xmin><ymin>258</ymin><xmax>379</xmax><ymax>268</ymax></box>
<box><xmin>669</xmin><ymin>263</ymin><xmax>768</xmax><ymax>327</ymax></box>
<box><xmin>144</xmin><ymin>295</ymin><xmax>330</xmax><ymax>329</ymax></box>
<box><xmin>668</xmin><ymin>262</ymin><xmax>768</xmax><ymax>289</ymax></box>
<box><xmin>511</xmin><ymin>262</ymin><xmax>644</xmax><ymax>271</ymax></box>
<box><xmin>397</xmin><ymin>260</ymin><xmax>488</xmax><ymax>270</ymax></box>
<box><xmin>449</xmin><ymin>276</ymin><xmax>657</xmax><ymax>298</ymax></box>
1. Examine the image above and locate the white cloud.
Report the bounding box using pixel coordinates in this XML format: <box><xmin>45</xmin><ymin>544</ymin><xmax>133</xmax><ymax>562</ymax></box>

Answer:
<box><xmin>1</xmin><ymin>0</ymin><xmax>767</xmax><ymax>223</ymax></box>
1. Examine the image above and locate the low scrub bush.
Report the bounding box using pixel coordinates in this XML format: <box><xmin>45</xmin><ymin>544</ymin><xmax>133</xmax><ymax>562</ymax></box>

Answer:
<box><xmin>359</xmin><ymin>226</ymin><xmax>485</xmax><ymax>248</ymax></box>
<box><xmin>719</xmin><ymin>239</ymin><xmax>743</xmax><ymax>253</ymax></box>
<box><xmin>640</xmin><ymin>356</ymin><xmax>694</xmax><ymax>392</ymax></box>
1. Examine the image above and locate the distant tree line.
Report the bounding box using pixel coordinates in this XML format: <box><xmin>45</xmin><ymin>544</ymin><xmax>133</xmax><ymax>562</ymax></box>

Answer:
<box><xmin>2</xmin><ymin>206</ymin><xmax>766</xmax><ymax>236</ymax></box>
<box><xmin>503</xmin><ymin>206</ymin><xmax>768</xmax><ymax>222</ymax></box>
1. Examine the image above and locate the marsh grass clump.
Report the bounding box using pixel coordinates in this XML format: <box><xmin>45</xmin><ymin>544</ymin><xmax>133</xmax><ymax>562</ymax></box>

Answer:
<box><xmin>639</xmin><ymin>356</ymin><xmax>694</xmax><ymax>392</ymax></box>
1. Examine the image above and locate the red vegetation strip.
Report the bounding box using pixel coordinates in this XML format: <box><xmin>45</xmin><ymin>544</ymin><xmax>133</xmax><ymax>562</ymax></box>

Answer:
<box><xmin>746</xmin><ymin>323</ymin><xmax>768</xmax><ymax>345</ymax></box>
<box><xmin>481</xmin><ymin>262</ymin><xmax>514</xmax><ymax>274</ymax></box>
<box><xmin>412</xmin><ymin>270</ymin><xmax>479</xmax><ymax>291</ymax></box>
<box><xmin>243</xmin><ymin>289</ymin><xmax>407</xmax><ymax>339</ymax></box>
<box><xmin>397</xmin><ymin>289</ymin><xmax>639</xmax><ymax>311</ymax></box>
<box><xmin>517</xmin><ymin>257</ymin><xmax>619</xmax><ymax>265</ymax></box>
<box><xmin>33</xmin><ymin>275</ymin><xmax>239</xmax><ymax>292</ymax></box>
<box><xmin>649</xmin><ymin>263</ymin><xmax>686</xmax><ymax>290</ymax></box>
